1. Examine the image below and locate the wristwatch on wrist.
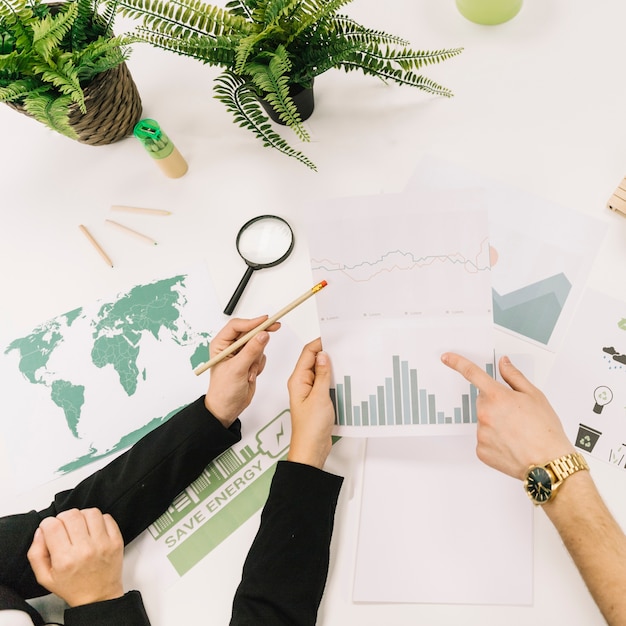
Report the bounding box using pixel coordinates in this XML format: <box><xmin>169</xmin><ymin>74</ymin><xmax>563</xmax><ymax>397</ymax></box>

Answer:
<box><xmin>523</xmin><ymin>452</ymin><xmax>589</xmax><ymax>505</ymax></box>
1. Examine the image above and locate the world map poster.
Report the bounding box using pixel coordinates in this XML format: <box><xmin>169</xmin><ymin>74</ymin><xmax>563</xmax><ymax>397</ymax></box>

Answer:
<box><xmin>1</xmin><ymin>267</ymin><xmax>220</xmax><ymax>492</ymax></box>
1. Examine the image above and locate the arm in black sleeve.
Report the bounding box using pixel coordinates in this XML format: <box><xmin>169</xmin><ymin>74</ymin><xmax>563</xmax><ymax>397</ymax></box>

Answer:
<box><xmin>230</xmin><ymin>461</ymin><xmax>343</xmax><ymax>626</ymax></box>
<box><xmin>0</xmin><ymin>396</ymin><xmax>241</xmax><ymax>600</ymax></box>
<box><xmin>63</xmin><ymin>590</ymin><xmax>150</xmax><ymax>626</ymax></box>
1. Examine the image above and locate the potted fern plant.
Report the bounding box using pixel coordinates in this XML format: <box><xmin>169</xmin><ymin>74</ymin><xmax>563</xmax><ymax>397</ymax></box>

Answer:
<box><xmin>0</xmin><ymin>0</ymin><xmax>142</xmax><ymax>145</ymax></box>
<box><xmin>115</xmin><ymin>0</ymin><xmax>462</xmax><ymax>170</ymax></box>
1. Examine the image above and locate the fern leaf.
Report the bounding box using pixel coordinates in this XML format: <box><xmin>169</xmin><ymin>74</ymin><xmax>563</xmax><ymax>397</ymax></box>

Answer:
<box><xmin>21</xmin><ymin>91</ymin><xmax>78</xmax><ymax>138</ymax></box>
<box><xmin>73</xmin><ymin>37</ymin><xmax>128</xmax><ymax>80</ymax></box>
<box><xmin>118</xmin><ymin>0</ymin><xmax>256</xmax><ymax>39</ymax></box>
<box><xmin>290</xmin><ymin>35</ymin><xmax>359</xmax><ymax>83</ymax></box>
<box><xmin>0</xmin><ymin>77</ymin><xmax>36</xmax><ymax>101</ymax></box>
<box><xmin>213</xmin><ymin>70</ymin><xmax>316</xmax><ymax>170</ymax></box>
<box><xmin>284</xmin><ymin>0</ymin><xmax>352</xmax><ymax>43</ymax></box>
<box><xmin>225</xmin><ymin>0</ymin><xmax>255</xmax><ymax>19</ymax></box>
<box><xmin>71</xmin><ymin>0</ymin><xmax>97</xmax><ymax>49</ymax></box>
<box><xmin>340</xmin><ymin>52</ymin><xmax>456</xmax><ymax>97</ymax></box>
<box><xmin>31</xmin><ymin>2</ymin><xmax>78</xmax><ymax>63</ymax></box>
<box><xmin>256</xmin><ymin>0</ymin><xmax>298</xmax><ymax>26</ymax></box>
<box><xmin>363</xmin><ymin>45</ymin><xmax>464</xmax><ymax>72</ymax></box>
<box><xmin>134</xmin><ymin>27</ymin><xmax>236</xmax><ymax>66</ymax></box>
<box><xmin>246</xmin><ymin>46</ymin><xmax>309</xmax><ymax>142</ymax></box>
<box><xmin>32</xmin><ymin>55</ymin><xmax>85</xmax><ymax>111</ymax></box>
<box><xmin>101</xmin><ymin>0</ymin><xmax>120</xmax><ymax>33</ymax></box>
<box><xmin>0</xmin><ymin>0</ymin><xmax>33</xmax><ymax>27</ymax></box>
<box><xmin>332</xmin><ymin>15</ymin><xmax>410</xmax><ymax>47</ymax></box>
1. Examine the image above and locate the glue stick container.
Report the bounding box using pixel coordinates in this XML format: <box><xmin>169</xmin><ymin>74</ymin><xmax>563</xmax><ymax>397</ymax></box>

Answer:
<box><xmin>133</xmin><ymin>119</ymin><xmax>188</xmax><ymax>178</ymax></box>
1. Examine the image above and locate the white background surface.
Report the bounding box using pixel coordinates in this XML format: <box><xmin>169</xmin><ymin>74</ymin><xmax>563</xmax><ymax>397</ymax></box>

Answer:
<box><xmin>2</xmin><ymin>0</ymin><xmax>626</xmax><ymax>624</ymax></box>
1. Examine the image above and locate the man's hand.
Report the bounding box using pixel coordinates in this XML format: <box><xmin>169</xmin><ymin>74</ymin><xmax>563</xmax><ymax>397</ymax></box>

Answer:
<box><xmin>205</xmin><ymin>316</ymin><xmax>280</xmax><ymax>428</ymax></box>
<box><xmin>27</xmin><ymin>508</ymin><xmax>124</xmax><ymax>608</ymax></box>
<box><xmin>441</xmin><ymin>353</ymin><xmax>574</xmax><ymax>479</ymax></box>
<box><xmin>287</xmin><ymin>338</ymin><xmax>335</xmax><ymax>470</ymax></box>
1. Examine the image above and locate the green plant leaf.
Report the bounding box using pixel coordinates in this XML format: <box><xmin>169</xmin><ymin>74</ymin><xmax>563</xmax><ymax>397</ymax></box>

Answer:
<box><xmin>246</xmin><ymin>45</ymin><xmax>310</xmax><ymax>142</ymax></box>
<box><xmin>0</xmin><ymin>77</ymin><xmax>37</xmax><ymax>101</ymax></box>
<box><xmin>214</xmin><ymin>70</ymin><xmax>316</xmax><ymax>170</ymax></box>
<box><xmin>117</xmin><ymin>0</ymin><xmax>463</xmax><ymax>166</ymax></box>
<box><xmin>22</xmin><ymin>90</ymin><xmax>78</xmax><ymax>138</ymax></box>
<box><xmin>31</xmin><ymin>2</ymin><xmax>78</xmax><ymax>62</ymax></box>
<box><xmin>32</xmin><ymin>54</ymin><xmax>86</xmax><ymax>110</ymax></box>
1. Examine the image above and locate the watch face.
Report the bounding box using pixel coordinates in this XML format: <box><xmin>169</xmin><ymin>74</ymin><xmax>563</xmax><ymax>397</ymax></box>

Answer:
<box><xmin>525</xmin><ymin>466</ymin><xmax>552</xmax><ymax>503</ymax></box>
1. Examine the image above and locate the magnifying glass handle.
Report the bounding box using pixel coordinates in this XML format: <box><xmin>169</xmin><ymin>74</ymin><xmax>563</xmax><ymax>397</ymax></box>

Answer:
<box><xmin>224</xmin><ymin>266</ymin><xmax>255</xmax><ymax>315</ymax></box>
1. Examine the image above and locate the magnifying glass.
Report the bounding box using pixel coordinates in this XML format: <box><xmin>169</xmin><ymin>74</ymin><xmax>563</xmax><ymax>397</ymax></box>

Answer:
<box><xmin>223</xmin><ymin>215</ymin><xmax>295</xmax><ymax>315</ymax></box>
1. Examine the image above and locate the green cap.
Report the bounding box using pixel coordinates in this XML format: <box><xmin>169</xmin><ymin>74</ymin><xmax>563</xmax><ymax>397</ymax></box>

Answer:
<box><xmin>133</xmin><ymin>119</ymin><xmax>174</xmax><ymax>159</ymax></box>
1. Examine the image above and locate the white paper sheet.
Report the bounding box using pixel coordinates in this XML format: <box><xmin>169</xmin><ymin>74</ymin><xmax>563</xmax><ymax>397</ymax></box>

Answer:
<box><xmin>546</xmin><ymin>288</ymin><xmax>626</xmax><ymax>468</ymax></box>
<box><xmin>1</xmin><ymin>265</ymin><xmax>219</xmax><ymax>492</ymax></box>
<box><xmin>354</xmin><ymin>435</ymin><xmax>534</xmax><ymax>605</ymax></box>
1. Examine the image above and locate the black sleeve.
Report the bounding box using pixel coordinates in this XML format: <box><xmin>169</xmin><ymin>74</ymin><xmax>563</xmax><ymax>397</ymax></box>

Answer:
<box><xmin>63</xmin><ymin>590</ymin><xmax>150</xmax><ymax>626</ymax></box>
<box><xmin>230</xmin><ymin>461</ymin><xmax>343</xmax><ymax>626</ymax></box>
<box><xmin>0</xmin><ymin>397</ymin><xmax>241</xmax><ymax>600</ymax></box>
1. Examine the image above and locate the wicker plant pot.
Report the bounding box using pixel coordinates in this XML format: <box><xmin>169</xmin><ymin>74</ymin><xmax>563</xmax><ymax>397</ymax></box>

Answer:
<box><xmin>7</xmin><ymin>61</ymin><xmax>142</xmax><ymax>146</ymax></box>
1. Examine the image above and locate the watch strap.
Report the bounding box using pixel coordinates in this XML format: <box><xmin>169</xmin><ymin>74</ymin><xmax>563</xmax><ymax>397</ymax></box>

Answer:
<box><xmin>546</xmin><ymin>452</ymin><xmax>589</xmax><ymax>484</ymax></box>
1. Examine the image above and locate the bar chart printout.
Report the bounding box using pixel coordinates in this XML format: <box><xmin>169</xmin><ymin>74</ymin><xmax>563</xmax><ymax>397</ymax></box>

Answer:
<box><xmin>306</xmin><ymin>189</ymin><xmax>495</xmax><ymax>436</ymax></box>
<box><xmin>332</xmin><ymin>353</ymin><xmax>493</xmax><ymax>431</ymax></box>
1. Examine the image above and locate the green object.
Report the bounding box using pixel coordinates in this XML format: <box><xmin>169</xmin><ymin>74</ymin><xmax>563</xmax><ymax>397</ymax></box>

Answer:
<box><xmin>456</xmin><ymin>0</ymin><xmax>523</xmax><ymax>25</ymax></box>
<box><xmin>492</xmin><ymin>273</ymin><xmax>571</xmax><ymax>345</ymax></box>
<box><xmin>116</xmin><ymin>0</ymin><xmax>463</xmax><ymax>171</ymax></box>
<box><xmin>0</xmin><ymin>0</ymin><xmax>135</xmax><ymax>138</ymax></box>
<box><xmin>167</xmin><ymin>460</ymin><xmax>278</xmax><ymax>575</ymax></box>
<box><xmin>3</xmin><ymin>274</ymin><xmax>213</xmax><ymax>475</ymax></box>
<box><xmin>133</xmin><ymin>119</ymin><xmax>174</xmax><ymax>159</ymax></box>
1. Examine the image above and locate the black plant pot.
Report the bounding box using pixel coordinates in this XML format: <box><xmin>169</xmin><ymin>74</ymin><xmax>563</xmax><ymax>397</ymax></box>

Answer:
<box><xmin>259</xmin><ymin>80</ymin><xmax>315</xmax><ymax>125</ymax></box>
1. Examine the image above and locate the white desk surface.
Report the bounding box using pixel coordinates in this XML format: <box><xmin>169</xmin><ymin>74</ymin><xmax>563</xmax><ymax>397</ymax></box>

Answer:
<box><xmin>2</xmin><ymin>0</ymin><xmax>626</xmax><ymax>624</ymax></box>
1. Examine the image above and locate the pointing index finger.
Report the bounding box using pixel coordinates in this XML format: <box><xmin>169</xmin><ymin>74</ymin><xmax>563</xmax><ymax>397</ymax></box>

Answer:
<box><xmin>441</xmin><ymin>352</ymin><xmax>496</xmax><ymax>394</ymax></box>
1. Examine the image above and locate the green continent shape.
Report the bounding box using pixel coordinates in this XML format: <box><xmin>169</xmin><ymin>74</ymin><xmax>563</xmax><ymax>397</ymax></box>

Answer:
<box><xmin>50</xmin><ymin>379</ymin><xmax>85</xmax><ymax>437</ymax></box>
<box><xmin>57</xmin><ymin>404</ymin><xmax>187</xmax><ymax>474</ymax></box>
<box><xmin>91</xmin><ymin>334</ymin><xmax>141</xmax><ymax>396</ymax></box>
<box><xmin>94</xmin><ymin>276</ymin><xmax>186</xmax><ymax>341</ymax></box>
<box><xmin>190</xmin><ymin>336</ymin><xmax>211</xmax><ymax>370</ymax></box>
<box><xmin>619</xmin><ymin>318</ymin><xmax>626</xmax><ymax>331</ymax></box>
<box><xmin>5</xmin><ymin>328</ymin><xmax>64</xmax><ymax>384</ymax></box>
<box><xmin>90</xmin><ymin>277</ymin><xmax>187</xmax><ymax>393</ymax></box>
<box><xmin>4</xmin><ymin>307</ymin><xmax>82</xmax><ymax>385</ymax></box>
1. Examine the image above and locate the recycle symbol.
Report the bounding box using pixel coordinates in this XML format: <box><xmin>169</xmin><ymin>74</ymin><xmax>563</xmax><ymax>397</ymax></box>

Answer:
<box><xmin>579</xmin><ymin>435</ymin><xmax>592</xmax><ymax>449</ymax></box>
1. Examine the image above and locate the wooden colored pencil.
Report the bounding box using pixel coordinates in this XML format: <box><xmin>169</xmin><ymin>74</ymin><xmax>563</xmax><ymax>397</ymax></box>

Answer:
<box><xmin>79</xmin><ymin>225</ymin><xmax>113</xmax><ymax>267</ymax></box>
<box><xmin>194</xmin><ymin>280</ymin><xmax>328</xmax><ymax>376</ymax></box>
<box><xmin>110</xmin><ymin>205</ymin><xmax>171</xmax><ymax>216</ymax></box>
<box><xmin>105</xmin><ymin>219</ymin><xmax>158</xmax><ymax>245</ymax></box>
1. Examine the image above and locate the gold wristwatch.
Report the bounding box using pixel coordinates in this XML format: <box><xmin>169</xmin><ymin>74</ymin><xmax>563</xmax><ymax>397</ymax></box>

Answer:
<box><xmin>523</xmin><ymin>452</ymin><xmax>589</xmax><ymax>505</ymax></box>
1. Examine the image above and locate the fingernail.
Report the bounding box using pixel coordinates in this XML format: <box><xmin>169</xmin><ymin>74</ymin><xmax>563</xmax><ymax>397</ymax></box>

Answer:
<box><xmin>248</xmin><ymin>367</ymin><xmax>258</xmax><ymax>383</ymax></box>
<box><xmin>501</xmin><ymin>355</ymin><xmax>511</xmax><ymax>365</ymax></box>
<box><xmin>256</xmin><ymin>331</ymin><xmax>269</xmax><ymax>345</ymax></box>
<box><xmin>441</xmin><ymin>353</ymin><xmax>449</xmax><ymax>364</ymax></box>
<box><xmin>316</xmin><ymin>351</ymin><xmax>328</xmax><ymax>366</ymax></box>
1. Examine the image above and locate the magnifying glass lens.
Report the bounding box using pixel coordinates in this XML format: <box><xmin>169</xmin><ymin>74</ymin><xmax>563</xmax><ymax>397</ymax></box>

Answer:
<box><xmin>237</xmin><ymin>218</ymin><xmax>293</xmax><ymax>265</ymax></box>
<box><xmin>223</xmin><ymin>215</ymin><xmax>295</xmax><ymax>315</ymax></box>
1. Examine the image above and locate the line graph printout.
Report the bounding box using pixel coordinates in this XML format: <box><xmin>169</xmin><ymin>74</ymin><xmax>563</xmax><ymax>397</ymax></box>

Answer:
<box><xmin>406</xmin><ymin>157</ymin><xmax>608</xmax><ymax>351</ymax></box>
<box><xmin>306</xmin><ymin>190</ymin><xmax>495</xmax><ymax>436</ymax></box>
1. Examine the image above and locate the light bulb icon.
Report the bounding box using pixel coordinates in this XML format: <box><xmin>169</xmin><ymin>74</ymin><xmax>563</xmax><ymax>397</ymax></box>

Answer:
<box><xmin>593</xmin><ymin>386</ymin><xmax>613</xmax><ymax>414</ymax></box>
